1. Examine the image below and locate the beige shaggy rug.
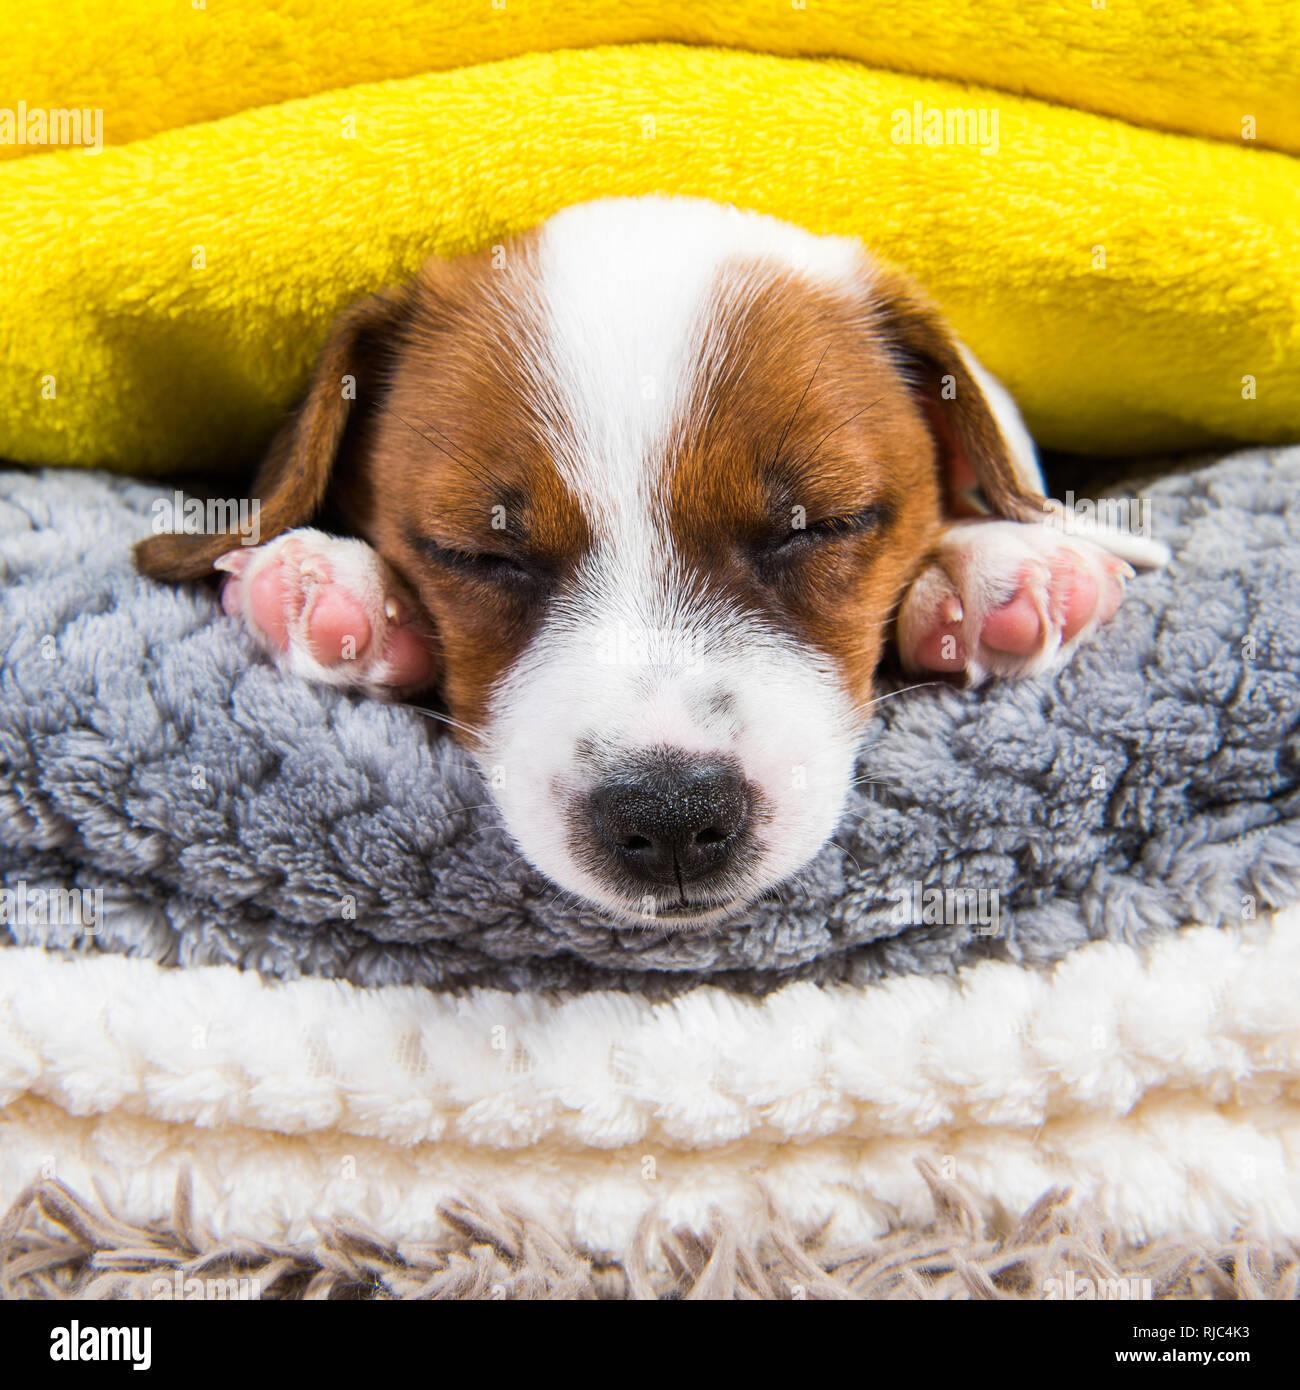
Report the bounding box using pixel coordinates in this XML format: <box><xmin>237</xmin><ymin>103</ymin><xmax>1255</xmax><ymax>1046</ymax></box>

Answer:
<box><xmin>4</xmin><ymin>1164</ymin><xmax>1296</xmax><ymax>1300</ymax></box>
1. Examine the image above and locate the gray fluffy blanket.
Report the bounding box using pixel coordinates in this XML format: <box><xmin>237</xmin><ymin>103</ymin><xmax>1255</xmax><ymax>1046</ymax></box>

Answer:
<box><xmin>2</xmin><ymin>450</ymin><xmax>1298</xmax><ymax>993</ymax></box>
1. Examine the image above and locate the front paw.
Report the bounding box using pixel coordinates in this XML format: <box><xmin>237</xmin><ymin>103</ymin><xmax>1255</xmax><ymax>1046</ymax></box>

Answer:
<box><xmin>897</xmin><ymin>521</ymin><xmax>1137</xmax><ymax>684</ymax></box>
<box><xmin>214</xmin><ymin>529</ymin><xmax>438</xmax><ymax>696</ymax></box>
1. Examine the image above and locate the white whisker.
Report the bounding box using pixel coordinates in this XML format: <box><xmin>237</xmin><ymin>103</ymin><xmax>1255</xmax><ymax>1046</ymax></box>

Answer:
<box><xmin>848</xmin><ymin>680</ymin><xmax>943</xmax><ymax>721</ymax></box>
<box><xmin>397</xmin><ymin>704</ymin><xmax>485</xmax><ymax>741</ymax></box>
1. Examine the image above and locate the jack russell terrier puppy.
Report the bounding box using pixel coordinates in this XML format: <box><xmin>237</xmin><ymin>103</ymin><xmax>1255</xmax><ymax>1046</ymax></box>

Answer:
<box><xmin>137</xmin><ymin>197</ymin><xmax>1166</xmax><ymax>928</ymax></box>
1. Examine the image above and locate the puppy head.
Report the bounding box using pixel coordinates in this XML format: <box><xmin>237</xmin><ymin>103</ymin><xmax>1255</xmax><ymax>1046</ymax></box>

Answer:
<box><xmin>138</xmin><ymin>197</ymin><xmax>1043</xmax><ymax>927</ymax></box>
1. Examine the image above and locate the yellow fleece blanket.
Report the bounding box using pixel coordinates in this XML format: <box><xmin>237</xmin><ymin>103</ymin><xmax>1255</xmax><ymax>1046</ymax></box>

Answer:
<box><xmin>2</xmin><ymin>9</ymin><xmax>1298</xmax><ymax>470</ymax></box>
<box><xmin>6</xmin><ymin>1</ymin><xmax>1298</xmax><ymax>157</ymax></box>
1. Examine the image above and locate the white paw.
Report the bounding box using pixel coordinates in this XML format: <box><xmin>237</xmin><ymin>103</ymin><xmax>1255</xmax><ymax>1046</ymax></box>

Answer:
<box><xmin>897</xmin><ymin>520</ymin><xmax>1145</xmax><ymax>684</ymax></box>
<box><xmin>213</xmin><ymin>528</ymin><xmax>438</xmax><ymax>695</ymax></box>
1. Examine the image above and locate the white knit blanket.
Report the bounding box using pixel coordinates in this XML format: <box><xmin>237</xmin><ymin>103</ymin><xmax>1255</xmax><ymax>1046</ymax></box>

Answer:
<box><xmin>2</xmin><ymin>907</ymin><xmax>1298</xmax><ymax>1262</ymax></box>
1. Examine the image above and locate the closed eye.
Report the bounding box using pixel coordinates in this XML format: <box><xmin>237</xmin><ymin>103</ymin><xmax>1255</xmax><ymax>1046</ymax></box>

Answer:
<box><xmin>758</xmin><ymin>504</ymin><xmax>889</xmax><ymax>559</ymax></box>
<box><xmin>412</xmin><ymin>535</ymin><xmax>549</xmax><ymax>588</ymax></box>
<box><xmin>456</xmin><ymin>551</ymin><xmax>536</xmax><ymax>581</ymax></box>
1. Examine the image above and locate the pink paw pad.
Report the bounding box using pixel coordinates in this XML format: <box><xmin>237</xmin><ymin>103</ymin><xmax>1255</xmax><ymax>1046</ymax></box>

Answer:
<box><xmin>979</xmin><ymin>557</ymin><xmax>1121</xmax><ymax>656</ymax></box>
<box><xmin>898</xmin><ymin>522</ymin><xmax>1137</xmax><ymax>684</ymax></box>
<box><xmin>214</xmin><ymin>531</ymin><xmax>437</xmax><ymax>694</ymax></box>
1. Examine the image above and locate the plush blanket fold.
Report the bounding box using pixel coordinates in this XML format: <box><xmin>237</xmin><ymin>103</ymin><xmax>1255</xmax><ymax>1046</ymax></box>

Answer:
<box><xmin>3</xmin><ymin>47</ymin><xmax>1299</xmax><ymax>471</ymax></box>
<box><xmin>4</xmin><ymin>0</ymin><xmax>1297</xmax><ymax>158</ymax></box>
<box><xmin>3</xmin><ymin>909</ymin><xmax>1299</xmax><ymax>1285</ymax></box>
<box><xmin>3</xmin><ymin>449</ymin><xmax>1299</xmax><ymax>992</ymax></box>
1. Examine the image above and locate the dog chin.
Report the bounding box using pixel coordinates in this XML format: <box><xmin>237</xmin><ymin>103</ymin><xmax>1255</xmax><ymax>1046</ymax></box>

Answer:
<box><xmin>525</xmin><ymin>849</ymin><xmax>760</xmax><ymax>928</ymax></box>
<box><xmin>596</xmin><ymin>893</ymin><xmax>755</xmax><ymax>931</ymax></box>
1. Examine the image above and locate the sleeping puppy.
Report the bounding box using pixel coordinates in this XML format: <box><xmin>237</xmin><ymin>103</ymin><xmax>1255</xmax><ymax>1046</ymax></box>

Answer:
<box><xmin>137</xmin><ymin>196</ymin><xmax>1166</xmax><ymax>928</ymax></box>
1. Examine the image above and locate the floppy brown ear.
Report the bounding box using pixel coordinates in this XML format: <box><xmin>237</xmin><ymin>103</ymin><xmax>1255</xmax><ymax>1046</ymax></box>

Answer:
<box><xmin>135</xmin><ymin>286</ymin><xmax>412</xmax><ymax>581</ymax></box>
<box><xmin>872</xmin><ymin>272</ymin><xmax>1045</xmax><ymax>524</ymax></box>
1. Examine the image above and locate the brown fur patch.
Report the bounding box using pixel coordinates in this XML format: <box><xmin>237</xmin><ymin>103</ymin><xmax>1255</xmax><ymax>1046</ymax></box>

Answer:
<box><xmin>331</xmin><ymin>241</ymin><xmax>592</xmax><ymax>735</ymax></box>
<box><xmin>869</xmin><ymin>268</ymin><xmax>1046</xmax><ymax>524</ymax></box>
<box><xmin>665</xmin><ymin>263</ymin><xmax>946</xmax><ymax>710</ymax></box>
<box><xmin>664</xmin><ymin>261</ymin><xmax>1046</xmax><ymax>713</ymax></box>
<box><xmin>137</xmin><ymin>239</ymin><xmax>592</xmax><ymax>738</ymax></box>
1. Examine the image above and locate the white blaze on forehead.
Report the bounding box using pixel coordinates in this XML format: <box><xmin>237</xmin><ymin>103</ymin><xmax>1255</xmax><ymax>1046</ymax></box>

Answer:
<box><xmin>531</xmin><ymin>196</ymin><xmax>868</xmax><ymax>542</ymax></box>
<box><xmin>478</xmin><ymin>199</ymin><xmax>873</xmax><ymax>923</ymax></box>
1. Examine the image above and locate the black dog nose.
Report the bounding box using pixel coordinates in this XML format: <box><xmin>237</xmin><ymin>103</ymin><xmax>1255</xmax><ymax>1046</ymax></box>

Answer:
<box><xmin>589</xmin><ymin>754</ymin><xmax>750</xmax><ymax>886</ymax></box>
